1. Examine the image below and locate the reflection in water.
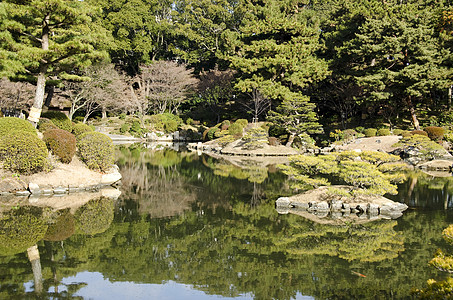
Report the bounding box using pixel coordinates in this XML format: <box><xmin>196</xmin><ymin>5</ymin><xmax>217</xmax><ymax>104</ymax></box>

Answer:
<box><xmin>1</xmin><ymin>146</ymin><xmax>453</xmax><ymax>299</ymax></box>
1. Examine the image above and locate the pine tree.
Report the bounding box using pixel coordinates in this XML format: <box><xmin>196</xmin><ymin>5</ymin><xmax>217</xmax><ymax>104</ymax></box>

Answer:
<box><xmin>0</xmin><ymin>0</ymin><xmax>109</xmax><ymax>125</ymax></box>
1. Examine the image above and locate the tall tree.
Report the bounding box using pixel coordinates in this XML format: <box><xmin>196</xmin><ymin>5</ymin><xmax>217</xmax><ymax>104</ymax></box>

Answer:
<box><xmin>0</xmin><ymin>0</ymin><xmax>109</xmax><ymax>125</ymax></box>
<box><xmin>224</xmin><ymin>0</ymin><xmax>329</xmax><ymax>145</ymax></box>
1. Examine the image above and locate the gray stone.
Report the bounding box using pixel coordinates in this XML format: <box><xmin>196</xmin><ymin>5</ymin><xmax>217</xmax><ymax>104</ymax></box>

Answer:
<box><xmin>368</xmin><ymin>203</ymin><xmax>379</xmax><ymax>216</ymax></box>
<box><xmin>101</xmin><ymin>171</ymin><xmax>122</xmax><ymax>185</ymax></box>
<box><xmin>276</xmin><ymin>197</ymin><xmax>291</xmax><ymax>207</ymax></box>
<box><xmin>314</xmin><ymin>201</ymin><xmax>329</xmax><ymax>211</ymax></box>
<box><xmin>331</xmin><ymin>200</ymin><xmax>343</xmax><ymax>211</ymax></box>
<box><xmin>293</xmin><ymin>202</ymin><xmax>310</xmax><ymax>209</ymax></box>
<box><xmin>53</xmin><ymin>187</ymin><xmax>67</xmax><ymax>194</ymax></box>
<box><xmin>42</xmin><ymin>189</ymin><xmax>53</xmax><ymax>195</ymax></box>
<box><xmin>28</xmin><ymin>182</ymin><xmax>41</xmax><ymax>194</ymax></box>
<box><xmin>15</xmin><ymin>190</ymin><xmax>30</xmax><ymax>196</ymax></box>
<box><xmin>342</xmin><ymin>203</ymin><xmax>350</xmax><ymax>212</ymax></box>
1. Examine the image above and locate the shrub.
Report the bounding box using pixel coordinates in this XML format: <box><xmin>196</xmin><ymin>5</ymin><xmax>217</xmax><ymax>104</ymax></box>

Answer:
<box><xmin>355</xmin><ymin>126</ymin><xmax>365</xmax><ymax>134</ymax></box>
<box><xmin>41</xmin><ymin>111</ymin><xmax>73</xmax><ymax>132</ymax></box>
<box><xmin>377</xmin><ymin>128</ymin><xmax>391</xmax><ymax>136</ymax></box>
<box><xmin>72</xmin><ymin>123</ymin><xmax>94</xmax><ymax>140</ymax></box>
<box><xmin>424</xmin><ymin>126</ymin><xmax>444</xmax><ymax>141</ymax></box>
<box><xmin>186</xmin><ymin>117</ymin><xmax>194</xmax><ymax>125</ymax></box>
<box><xmin>43</xmin><ymin>128</ymin><xmax>77</xmax><ymax>163</ymax></box>
<box><xmin>241</xmin><ymin>127</ymin><xmax>268</xmax><ymax>150</ymax></box>
<box><xmin>221</xmin><ymin>120</ymin><xmax>230</xmax><ymax>131</ymax></box>
<box><xmin>147</xmin><ymin>113</ymin><xmax>182</xmax><ymax>133</ymax></box>
<box><xmin>74</xmin><ymin>197</ymin><xmax>114</xmax><ymax>235</ymax></box>
<box><xmin>268</xmin><ymin>136</ymin><xmax>281</xmax><ymax>146</ymax></box>
<box><xmin>119</xmin><ymin>113</ymin><xmax>126</xmax><ymax>120</ymax></box>
<box><xmin>228</xmin><ymin>122</ymin><xmax>244</xmax><ymax>137</ymax></box>
<box><xmin>364</xmin><ymin>128</ymin><xmax>377</xmax><ymax>137</ymax></box>
<box><xmin>0</xmin><ymin>117</ymin><xmax>37</xmax><ymax>137</ymax></box>
<box><xmin>206</xmin><ymin>127</ymin><xmax>220</xmax><ymax>141</ymax></box>
<box><xmin>129</xmin><ymin>121</ymin><xmax>143</xmax><ymax>137</ymax></box>
<box><xmin>73</xmin><ymin>116</ymin><xmax>85</xmax><ymax>123</ymax></box>
<box><xmin>77</xmin><ymin>132</ymin><xmax>114</xmax><ymax>172</ymax></box>
<box><xmin>37</xmin><ymin>118</ymin><xmax>58</xmax><ymax>133</ymax></box>
<box><xmin>120</xmin><ymin>123</ymin><xmax>130</xmax><ymax>134</ymax></box>
<box><xmin>0</xmin><ymin>131</ymin><xmax>48</xmax><ymax>174</ymax></box>
<box><xmin>393</xmin><ymin>129</ymin><xmax>405</xmax><ymax>136</ymax></box>
<box><xmin>343</xmin><ymin>129</ymin><xmax>358</xmax><ymax>140</ymax></box>
<box><xmin>411</xmin><ymin>130</ymin><xmax>428</xmax><ymax>137</ymax></box>
<box><xmin>234</xmin><ymin>119</ymin><xmax>248</xmax><ymax>128</ymax></box>
<box><xmin>164</xmin><ymin>119</ymin><xmax>178</xmax><ymax>133</ymax></box>
<box><xmin>393</xmin><ymin>134</ymin><xmax>446</xmax><ymax>161</ymax></box>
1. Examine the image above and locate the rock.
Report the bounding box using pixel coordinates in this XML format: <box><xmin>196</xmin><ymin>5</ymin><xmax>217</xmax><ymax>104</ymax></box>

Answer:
<box><xmin>0</xmin><ymin>177</ymin><xmax>27</xmax><ymax>193</ymax></box>
<box><xmin>276</xmin><ymin>197</ymin><xmax>291</xmax><ymax>207</ymax></box>
<box><xmin>28</xmin><ymin>182</ymin><xmax>40</xmax><ymax>194</ymax></box>
<box><xmin>53</xmin><ymin>187</ymin><xmax>67</xmax><ymax>194</ymax></box>
<box><xmin>101</xmin><ymin>171</ymin><xmax>122</xmax><ymax>185</ymax></box>
<box><xmin>15</xmin><ymin>190</ymin><xmax>30</xmax><ymax>196</ymax></box>
<box><xmin>101</xmin><ymin>187</ymin><xmax>122</xmax><ymax>199</ymax></box>
<box><xmin>331</xmin><ymin>200</ymin><xmax>343</xmax><ymax>211</ymax></box>
<box><xmin>368</xmin><ymin>203</ymin><xmax>380</xmax><ymax>216</ymax></box>
<box><xmin>293</xmin><ymin>202</ymin><xmax>309</xmax><ymax>209</ymax></box>
<box><xmin>314</xmin><ymin>201</ymin><xmax>329</xmax><ymax>211</ymax></box>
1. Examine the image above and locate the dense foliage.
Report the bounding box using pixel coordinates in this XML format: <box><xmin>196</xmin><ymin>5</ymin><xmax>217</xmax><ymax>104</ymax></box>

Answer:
<box><xmin>43</xmin><ymin>128</ymin><xmax>77</xmax><ymax>164</ymax></box>
<box><xmin>77</xmin><ymin>131</ymin><xmax>114</xmax><ymax>172</ymax></box>
<box><xmin>41</xmin><ymin>111</ymin><xmax>73</xmax><ymax>132</ymax></box>
<box><xmin>0</xmin><ymin>117</ymin><xmax>37</xmax><ymax>136</ymax></box>
<box><xmin>0</xmin><ymin>131</ymin><xmax>48</xmax><ymax>174</ymax></box>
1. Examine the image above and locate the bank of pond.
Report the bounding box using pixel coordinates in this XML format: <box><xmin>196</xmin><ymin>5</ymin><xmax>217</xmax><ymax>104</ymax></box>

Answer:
<box><xmin>1</xmin><ymin>144</ymin><xmax>453</xmax><ymax>299</ymax></box>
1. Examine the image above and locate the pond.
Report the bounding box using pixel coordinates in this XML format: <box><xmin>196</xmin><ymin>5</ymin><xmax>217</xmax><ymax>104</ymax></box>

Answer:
<box><xmin>1</xmin><ymin>144</ymin><xmax>453</xmax><ymax>299</ymax></box>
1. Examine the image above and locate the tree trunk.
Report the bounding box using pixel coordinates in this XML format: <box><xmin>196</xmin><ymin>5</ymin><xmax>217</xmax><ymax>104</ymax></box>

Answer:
<box><xmin>27</xmin><ymin>245</ymin><xmax>43</xmax><ymax>294</ymax></box>
<box><xmin>28</xmin><ymin>14</ymin><xmax>50</xmax><ymax>127</ymax></box>
<box><xmin>448</xmin><ymin>85</ymin><xmax>452</xmax><ymax>110</ymax></box>
<box><xmin>101</xmin><ymin>107</ymin><xmax>107</xmax><ymax>119</ymax></box>
<box><xmin>44</xmin><ymin>85</ymin><xmax>54</xmax><ymax>108</ymax></box>
<box><xmin>405</xmin><ymin>96</ymin><xmax>420</xmax><ymax>130</ymax></box>
<box><xmin>286</xmin><ymin>133</ymin><xmax>295</xmax><ymax>147</ymax></box>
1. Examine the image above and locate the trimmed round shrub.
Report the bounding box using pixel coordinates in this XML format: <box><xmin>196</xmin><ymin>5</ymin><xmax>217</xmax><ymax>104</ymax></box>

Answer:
<box><xmin>392</xmin><ymin>129</ymin><xmax>405</xmax><ymax>136</ymax></box>
<box><xmin>72</xmin><ymin>123</ymin><xmax>94</xmax><ymax>140</ymax></box>
<box><xmin>411</xmin><ymin>130</ymin><xmax>428</xmax><ymax>137</ymax></box>
<box><xmin>41</xmin><ymin>111</ymin><xmax>72</xmax><ymax>132</ymax></box>
<box><xmin>0</xmin><ymin>117</ymin><xmax>37</xmax><ymax>137</ymax></box>
<box><xmin>234</xmin><ymin>119</ymin><xmax>248</xmax><ymax>128</ymax></box>
<box><xmin>424</xmin><ymin>126</ymin><xmax>444</xmax><ymax>141</ymax></box>
<box><xmin>228</xmin><ymin>122</ymin><xmax>244</xmax><ymax>137</ymax></box>
<box><xmin>364</xmin><ymin>128</ymin><xmax>377</xmax><ymax>137</ymax></box>
<box><xmin>37</xmin><ymin>117</ymin><xmax>58</xmax><ymax>133</ymax></box>
<box><xmin>377</xmin><ymin>128</ymin><xmax>391</xmax><ymax>136</ymax></box>
<box><xmin>77</xmin><ymin>132</ymin><xmax>114</xmax><ymax>172</ymax></box>
<box><xmin>43</xmin><ymin>128</ymin><xmax>76</xmax><ymax>163</ymax></box>
<box><xmin>0</xmin><ymin>131</ymin><xmax>48</xmax><ymax>174</ymax></box>
<box><xmin>74</xmin><ymin>197</ymin><xmax>114</xmax><ymax>235</ymax></box>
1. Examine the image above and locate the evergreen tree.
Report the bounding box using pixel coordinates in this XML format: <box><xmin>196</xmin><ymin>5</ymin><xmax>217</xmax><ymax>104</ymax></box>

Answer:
<box><xmin>0</xmin><ymin>0</ymin><xmax>109</xmax><ymax>125</ymax></box>
<box><xmin>223</xmin><ymin>0</ymin><xmax>329</xmax><ymax>144</ymax></box>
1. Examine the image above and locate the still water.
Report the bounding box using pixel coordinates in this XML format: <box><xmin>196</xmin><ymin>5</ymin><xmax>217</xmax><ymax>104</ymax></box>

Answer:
<box><xmin>1</xmin><ymin>144</ymin><xmax>453</xmax><ymax>299</ymax></box>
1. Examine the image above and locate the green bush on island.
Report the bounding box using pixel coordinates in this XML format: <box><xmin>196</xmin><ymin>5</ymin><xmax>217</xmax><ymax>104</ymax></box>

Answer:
<box><xmin>0</xmin><ymin>117</ymin><xmax>37</xmax><ymax>137</ymax></box>
<box><xmin>241</xmin><ymin>127</ymin><xmax>268</xmax><ymax>150</ymax></box>
<box><xmin>228</xmin><ymin>122</ymin><xmax>244</xmax><ymax>137</ymax></box>
<box><xmin>147</xmin><ymin>113</ymin><xmax>183</xmax><ymax>133</ymax></box>
<box><xmin>0</xmin><ymin>131</ymin><xmax>48</xmax><ymax>174</ymax></box>
<box><xmin>77</xmin><ymin>131</ymin><xmax>114</xmax><ymax>172</ymax></box>
<box><xmin>377</xmin><ymin>128</ymin><xmax>391</xmax><ymax>136</ymax></box>
<box><xmin>0</xmin><ymin>206</ymin><xmax>48</xmax><ymax>256</ymax></box>
<box><xmin>72</xmin><ymin>123</ymin><xmax>94</xmax><ymax>140</ymax></box>
<box><xmin>393</xmin><ymin>134</ymin><xmax>446</xmax><ymax>160</ymax></box>
<box><xmin>37</xmin><ymin>117</ymin><xmax>59</xmax><ymax>132</ymax></box>
<box><xmin>43</xmin><ymin>128</ymin><xmax>77</xmax><ymax>163</ymax></box>
<box><xmin>343</xmin><ymin>129</ymin><xmax>358</xmax><ymax>140</ymax></box>
<box><xmin>424</xmin><ymin>126</ymin><xmax>444</xmax><ymax>141</ymax></box>
<box><xmin>364</xmin><ymin>128</ymin><xmax>377</xmax><ymax>137</ymax></box>
<box><xmin>392</xmin><ymin>129</ymin><xmax>406</xmax><ymax>136</ymax></box>
<box><xmin>411</xmin><ymin>130</ymin><xmax>428</xmax><ymax>137</ymax></box>
<box><xmin>41</xmin><ymin>111</ymin><xmax>73</xmax><ymax>132</ymax></box>
<box><xmin>234</xmin><ymin>119</ymin><xmax>248</xmax><ymax>128</ymax></box>
<box><xmin>74</xmin><ymin>197</ymin><xmax>114</xmax><ymax>235</ymax></box>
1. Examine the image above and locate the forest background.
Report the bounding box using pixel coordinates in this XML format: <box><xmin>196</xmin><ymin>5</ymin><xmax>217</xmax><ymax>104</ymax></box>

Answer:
<box><xmin>1</xmin><ymin>0</ymin><xmax>453</xmax><ymax>143</ymax></box>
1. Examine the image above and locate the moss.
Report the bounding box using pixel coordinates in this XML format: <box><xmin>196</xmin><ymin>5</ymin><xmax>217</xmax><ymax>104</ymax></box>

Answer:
<box><xmin>43</xmin><ymin>128</ymin><xmax>77</xmax><ymax>163</ymax></box>
<box><xmin>74</xmin><ymin>197</ymin><xmax>114</xmax><ymax>235</ymax></box>
<box><xmin>0</xmin><ymin>206</ymin><xmax>48</xmax><ymax>256</ymax></box>
<box><xmin>0</xmin><ymin>117</ymin><xmax>37</xmax><ymax>137</ymax></box>
<box><xmin>77</xmin><ymin>131</ymin><xmax>114</xmax><ymax>172</ymax></box>
<box><xmin>0</xmin><ymin>131</ymin><xmax>48</xmax><ymax>174</ymax></box>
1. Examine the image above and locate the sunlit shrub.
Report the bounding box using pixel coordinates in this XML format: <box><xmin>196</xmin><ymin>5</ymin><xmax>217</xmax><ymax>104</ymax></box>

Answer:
<box><xmin>235</xmin><ymin>119</ymin><xmax>248</xmax><ymax>128</ymax></box>
<box><xmin>377</xmin><ymin>128</ymin><xmax>391</xmax><ymax>136</ymax></box>
<box><xmin>424</xmin><ymin>126</ymin><xmax>444</xmax><ymax>141</ymax></box>
<box><xmin>0</xmin><ymin>117</ymin><xmax>37</xmax><ymax>137</ymax></box>
<box><xmin>411</xmin><ymin>130</ymin><xmax>428</xmax><ymax>137</ymax></box>
<box><xmin>364</xmin><ymin>128</ymin><xmax>377</xmax><ymax>137</ymax></box>
<box><xmin>43</xmin><ymin>128</ymin><xmax>76</xmax><ymax>163</ymax></box>
<box><xmin>221</xmin><ymin>120</ymin><xmax>230</xmax><ymax>130</ymax></box>
<box><xmin>228</xmin><ymin>123</ymin><xmax>244</xmax><ymax>137</ymax></box>
<box><xmin>241</xmin><ymin>127</ymin><xmax>268</xmax><ymax>150</ymax></box>
<box><xmin>41</xmin><ymin>111</ymin><xmax>72</xmax><ymax>132</ymax></box>
<box><xmin>77</xmin><ymin>132</ymin><xmax>114</xmax><ymax>172</ymax></box>
<box><xmin>37</xmin><ymin>117</ymin><xmax>58</xmax><ymax>133</ymax></box>
<box><xmin>72</xmin><ymin>123</ymin><xmax>94</xmax><ymax>140</ymax></box>
<box><xmin>0</xmin><ymin>131</ymin><xmax>48</xmax><ymax>174</ymax></box>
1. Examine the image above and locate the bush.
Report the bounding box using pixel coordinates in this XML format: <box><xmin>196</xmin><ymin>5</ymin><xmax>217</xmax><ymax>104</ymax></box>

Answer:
<box><xmin>119</xmin><ymin>113</ymin><xmax>126</xmax><ymax>120</ymax></box>
<box><xmin>424</xmin><ymin>126</ymin><xmax>444</xmax><ymax>141</ymax></box>
<box><xmin>355</xmin><ymin>126</ymin><xmax>365</xmax><ymax>134</ymax></box>
<box><xmin>221</xmin><ymin>120</ymin><xmax>230</xmax><ymax>131</ymax></box>
<box><xmin>206</xmin><ymin>127</ymin><xmax>220</xmax><ymax>141</ymax></box>
<box><xmin>268</xmin><ymin>136</ymin><xmax>281</xmax><ymax>146</ymax></box>
<box><xmin>37</xmin><ymin>118</ymin><xmax>58</xmax><ymax>133</ymax></box>
<box><xmin>411</xmin><ymin>130</ymin><xmax>428</xmax><ymax>137</ymax></box>
<box><xmin>241</xmin><ymin>127</ymin><xmax>268</xmax><ymax>150</ymax></box>
<box><xmin>0</xmin><ymin>131</ymin><xmax>48</xmax><ymax>174</ymax></box>
<box><xmin>186</xmin><ymin>117</ymin><xmax>194</xmax><ymax>125</ymax></box>
<box><xmin>147</xmin><ymin>113</ymin><xmax>182</xmax><ymax>133</ymax></box>
<box><xmin>0</xmin><ymin>117</ymin><xmax>37</xmax><ymax>137</ymax></box>
<box><xmin>129</xmin><ymin>121</ymin><xmax>143</xmax><ymax>137</ymax></box>
<box><xmin>364</xmin><ymin>128</ymin><xmax>377</xmax><ymax>137</ymax></box>
<box><xmin>234</xmin><ymin>119</ymin><xmax>248</xmax><ymax>128</ymax></box>
<box><xmin>73</xmin><ymin>116</ymin><xmax>85</xmax><ymax>123</ymax></box>
<box><xmin>77</xmin><ymin>132</ymin><xmax>114</xmax><ymax>172</ymax></box>
<box><xmin>228</xmin><ymin>122</ymin><xmax>244</xmax><ymax>137</ymax></box>
<box><xmin>72</xmin><ymin>123</ymin><xmax>94</xmax><ymax>140</ymax></box>
<box><xmin>120</xmin><ymin>123</ymin><xmax>130</xmax><ymax>134</ymax></box>
<box><xmin>41</xmin><ymin>111</ymin><xmax>73</xmax><ymax>132</ymax></box>
<box><xmin>343</xmin><ymin>129</ymin><xmax>358</xmax><ymax>140</ymax></box>
<box><xmin>74</xmin><ymin>197</ymin><xmax>114</xmax><ymax>235</ymax></box>
<box><xmin>164</xmin><ymin>119</ymin><xmax>178</xmax><ymax>133</ymax></box>
<box><xmin>393</xmin><ymin>129</ymin><xmax>405</xmax><ymax>136</ymax></box>
<box><xmin>43</xmin><ymin>128</ymin><xmax>76</xmax><ymax>163</ymax></box>
<box><xmin>377</xmin><ymin>128</ymin><xmax>391</xmax><ymax>136</ymax></box>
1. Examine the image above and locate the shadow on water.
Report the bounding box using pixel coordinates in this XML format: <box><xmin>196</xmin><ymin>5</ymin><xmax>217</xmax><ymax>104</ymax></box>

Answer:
<box><xmin>2</xmin><ymin>144</ymin><xmax>453</xmax><ymax>299</ymax></box>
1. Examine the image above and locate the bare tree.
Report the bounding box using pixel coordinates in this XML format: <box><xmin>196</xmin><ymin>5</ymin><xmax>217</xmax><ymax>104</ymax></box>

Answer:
<box><xmin>129</xmin><ymin>61</ymin><xmax>197</xmax><ymax>122</ymax></box>
<box><xmin>243</xmin><ymin>88</ymin><xmax>271</xmax><ymax>123</ymax></box>
<box><xmin>0</xmin><ymin>78</ymin><xmax>35</xmax><ymax>111</ymax></box>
